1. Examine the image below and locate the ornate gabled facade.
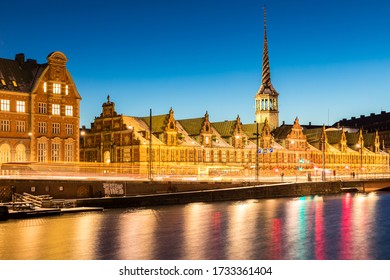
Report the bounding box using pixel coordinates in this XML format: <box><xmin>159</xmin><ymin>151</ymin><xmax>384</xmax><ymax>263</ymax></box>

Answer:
<box><xmin>0</xmin><ymin>52</ymin><xmax>81</xmax><ymax>164</ymax></box>
<box><xmin>80</xmin><ymin>95</ymin><xmax>388</xmax><ymax>178</ymax></box>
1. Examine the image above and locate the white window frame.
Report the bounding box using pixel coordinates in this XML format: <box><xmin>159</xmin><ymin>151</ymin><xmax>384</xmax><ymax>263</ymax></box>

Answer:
<box><xmin>16</xmin><ymin>121</ymin><xmax>25</xmax><ymax>132</ymax></box>
<box><xmin>51</xmin><ymin>143</ymin><xmax>60</xmax><ymax>162</ymax></box>
<box><xmin>0</xmin><ymin>99</ymin><xmax>10</xmax><ymax>111</ymax></box>
<box><xmin>16</xmin><ymin>101</ymin><xmax>25</xmax><ymax>113</ymax></box>
<box><xmin>65</xmin><ymin>143</ymin><xmax>73</xmax><ymax>162</ymax></box>
<box><xmin>66</xmin><ymin>124</ymin><xmax>73</xmax><ymax>135</ymax></box>
<box><xmin>38</xmin><ymin>122</ymin><xmax>47</xmax><ymax>134</ymax></box>
<box><xmin>38</xmin><ymin>103</ymin><xmax>47</xmax><ymax>114</ymax></box>
<box><xmin>38</xmin><ymin>142</ymin><xmax>47</xmax><ymax>162</ymax></box>
<box><xmin>205</xmin><ymin>149</ymin><xmax>211</xmax><ymax>162</ymax></box>
<box><xmin>0</xmin><ymin>120</ymin><xmax>10</xmax><ymax>132</ymax></box>
<box><xmin>52</xmin><ymin>123</ymin><xmax>60</xmax><ymax>134</ymax></box>
<box><xmin>52</xmin><ymin>104</ymin><xmax>60</xmax><ymax>115</ymax></box>
<box><xmin>53</xmin><ymin>83</ymin><xmax>61</xmax><ymax>94</ymax></box>
<box><xmin>65</xmin><ymin>105</ymin><xmax>73</xmax><ymax>116</ymax></box>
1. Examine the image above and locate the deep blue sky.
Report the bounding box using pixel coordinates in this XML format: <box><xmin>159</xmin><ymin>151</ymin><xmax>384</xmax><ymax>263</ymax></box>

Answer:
<box><xmin>2</xmin><ymin>0</ymin><xmax>390</xmax><ymax>127</ymax></box>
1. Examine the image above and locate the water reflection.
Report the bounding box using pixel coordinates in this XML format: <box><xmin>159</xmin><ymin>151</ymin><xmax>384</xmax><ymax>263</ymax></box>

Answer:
<box><xmin>0</xmin><ymin>192</ymin><xmax>387</xmax><ymax>260</ymax></box>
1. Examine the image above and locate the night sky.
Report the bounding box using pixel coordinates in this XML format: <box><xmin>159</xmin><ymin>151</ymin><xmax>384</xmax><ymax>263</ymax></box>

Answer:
<box><xmin>2</xmin><ymin>0</ymin><xmax>390</xmax><ymax>127</ymax></box>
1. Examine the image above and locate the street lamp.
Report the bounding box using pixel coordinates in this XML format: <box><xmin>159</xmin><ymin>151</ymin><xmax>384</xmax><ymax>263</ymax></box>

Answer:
<box><xmin>321</xmin><ymin>136</ymin><xmax>326</xmax><ymax>181</ymax></box>
<box><xmin>291</xmin><ymin>140</ymin><xmax>299</xmax><ymax>182</ymax></box>
<box><xmin>80</xmin><ymin>130</ymin><xmax>86</xmax><ymax>162</ymax></box>
<box><xmin>357</xmin><ymin>143</ymin><xmax>363</xmax><ymax>176</ymax></box>
<box><xmin>128</xmin><ymin>125</ymin><xmax>133</xmax><ymax>174</ymax></box>
<box><xmin>28</xmin><ymin>132</ymin><xmax>32</xmax><ymax>161</ymax></box>
<box><xmin>149</xmin><ymin>108</ymin><xmax>153</xmax><ymax>181</ymax></box>
<box><xmin>253</xmin><ymin>121</ymin><xmax>260</xmax><ymax>182</ymax></box>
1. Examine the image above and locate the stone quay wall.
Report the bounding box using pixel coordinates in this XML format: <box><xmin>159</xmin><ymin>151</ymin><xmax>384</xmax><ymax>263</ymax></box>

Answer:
<box><xmin>76</xmin><ymin>181</ymin><xmax>345</xmax><ymax>208</ymax></box>
<box><xmin>0</xmin><ymin>177</ymin><xmax>351</xmax><ymax>207</ymax></box>
<box><xmin>0</xmin><ymin>178</ymin><xmax>261</xmax><ymax>202</ymax></box>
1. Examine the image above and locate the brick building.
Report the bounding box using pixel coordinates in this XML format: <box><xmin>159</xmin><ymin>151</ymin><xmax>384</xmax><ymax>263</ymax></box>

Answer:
<box><xmin>0</xmin><ymin>51</ymin><xmax>81</xmax><ymax>164</ymax></box>
<box><xmin>79</xmin><ymin>9</ymin><xmax>388</xmax><ymax>178</ymax></box>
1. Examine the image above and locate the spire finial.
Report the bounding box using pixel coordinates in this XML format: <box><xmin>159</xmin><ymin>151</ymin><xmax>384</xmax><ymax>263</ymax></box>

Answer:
<box><xmin>263</xmin><ymin>5</ymin><xmax>267</xmax><ymax>31</ymax></box>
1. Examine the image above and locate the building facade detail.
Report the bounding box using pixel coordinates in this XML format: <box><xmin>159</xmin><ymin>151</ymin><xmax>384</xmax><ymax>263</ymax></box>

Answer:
<box><xmin>80</xmin><ymin>98</ymin><xmax>389</xmax><ymax>178</ymax></box>
<box><xmin>0</xmin><ymin>51</ymin><xmax>81</xmax><ymax>165</ymax></box>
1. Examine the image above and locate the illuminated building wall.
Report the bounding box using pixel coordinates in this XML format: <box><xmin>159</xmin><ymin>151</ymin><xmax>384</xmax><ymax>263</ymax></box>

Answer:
<box><xmin>0</xmin><ymin>52</ymin><xmax>81</xmax><ymax>163</ymax></box>
<box><xmin>80</xmin><ymin>96</ymin><xmax>388</xmax><ymax>177</ymax></box>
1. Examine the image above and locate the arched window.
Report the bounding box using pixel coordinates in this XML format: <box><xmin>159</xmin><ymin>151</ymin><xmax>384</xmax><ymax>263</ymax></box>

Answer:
<box><xmin>104</xmin><ymin>151</ymin><xmax>111</xmax><ymax>164</ymax></box>
<box><xmin>0</xmin><ymin>143</ymin><xmax>10</xmax><ymax>163</ymax></box>
<box><xmin>15</xmin><ymin>144</ymin><xmax>26</xmax><ymax>162</ymax></box>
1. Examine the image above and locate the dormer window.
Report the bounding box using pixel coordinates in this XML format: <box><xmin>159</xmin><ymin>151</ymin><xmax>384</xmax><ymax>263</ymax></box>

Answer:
<box><xmin>12</xmin><ymin>81</ymin><xmax>17</xmax><ymax>87</ymax></box>
<box><xmin>1</xmin><ymin>79</ymin><xmax>5</xmax><ymax>86</ymax></box>
<box><xmin>53</xmin><ymin>83</ymin><xmax>61</xmax><ymax>94</ymax></box>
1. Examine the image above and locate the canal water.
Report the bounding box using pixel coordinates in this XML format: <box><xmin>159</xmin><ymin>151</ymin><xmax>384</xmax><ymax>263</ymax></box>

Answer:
<box><xmin>1</xmin><ymin>192</ymin><xmax>390</xmax><ymax>260</ymax></box>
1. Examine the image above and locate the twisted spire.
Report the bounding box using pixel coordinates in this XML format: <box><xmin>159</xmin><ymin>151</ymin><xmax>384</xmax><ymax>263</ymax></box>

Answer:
<box><xmin>262</xmin><ymin>5</ymin><xmax>271</xmax><ymax>86</ymax></box>
<box><xmin>258</xmin><ymin>5</ymin><xmax>278</xmax><ymax>95</ymax></box>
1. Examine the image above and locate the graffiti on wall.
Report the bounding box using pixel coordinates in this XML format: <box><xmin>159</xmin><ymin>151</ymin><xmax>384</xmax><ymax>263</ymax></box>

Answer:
<box><xmin>103</xmin><ymin>183</ymin><xmax>124</xmax><ymax>196</ymax></box>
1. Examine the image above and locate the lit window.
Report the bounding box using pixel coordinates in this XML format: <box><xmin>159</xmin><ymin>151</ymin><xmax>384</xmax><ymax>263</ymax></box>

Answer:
<box><xmin>1</xmin><ymin>79</ymin><xmax>5</xmax><ymax>86</ymax></box>
<box><xmin>52</xmin><ymin>104</ymin><xmax>60</xmax><ymax>115</ymax></box>
<box><xmin>0</xmin><ymin>143</ymin><xmax>11</xmax><ymax>162</ymax></box>
<box><xmin>16</xmin><ymin>101</ymin><xmax>25</xmax><ymax>112</ymax></box>
<box><xmin>65</xmin><ymin>85</ymin><xmax>69</xmax><ymax>95</ymax></box>
<box><xmin>53</xmin><ymin>83</ymin><xmax>61</xmax><ymax>94</ymax></box>
<box><xmin>38</xmin><ymin>122</ymin><xmax>47</xmax><ymax>134</ymax></box>
<box><xmin>38</xmin><ymin>103</ymin><xmax>47</xmax><ymax>114</ymax></box>
<box><xmin>52</xmin><ymin>123</ymin><xmax>60</xmax><ymax>134</ymax></box>
<box><xmin>205</xmin><ymin>149</ymin><xmax>211</xmax><ymax>162</ymax></box>
<box><xmin>12</xmin><ymin>81</ymin><xmax>17</xmax><ymax>87</ymax></box>
<box><xmin>65</xmin><ymin>105</ymin><xmax>73</xmax><ymax>116</ymax></box>
<box><xmin>222</xmin><ymin>151</ymin><xmax>227</xmax><ymax>162</ymax></box>
<box><xmin>37</xmin><ymin>142</ymin><xmax>47</xmax><ymax>162</ymax></box>
<box><xmin>16</xmin><ymin>121</ymin><xmax>25</xmax><ymax>132</ymax></box>
<box><xmin>0</xmin><ymin>100</ymin><xmax>10</xmax><ymax>111</ymax></box>
<box><xmin>43</xmin><ymin>82</ymin><xmax>47</xmax><ymax>93</ymax></box>
<box><xmin>0</xmin><ymin>120</ymin><xmax>10</xmax><ymax>132</ymax></box>
<box><xmin>15</xmin><ymin>144</ymin><xmax>26</xmax><ymax>162</ymax></box>
<box><xmin>213</xmin><ymin>150</ymin><xmax>219</xmax><ymax>162</ymax></box>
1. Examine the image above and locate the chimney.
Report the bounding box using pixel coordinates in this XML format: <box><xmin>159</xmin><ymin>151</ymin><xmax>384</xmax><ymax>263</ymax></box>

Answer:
<box><xmin>15</xmin><ymin>53</ymin><xmax>25</xmax><ymax>66</ymax></box>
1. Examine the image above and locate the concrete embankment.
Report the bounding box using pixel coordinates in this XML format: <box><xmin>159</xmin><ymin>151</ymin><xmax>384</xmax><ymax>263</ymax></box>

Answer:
<box><xmin>76</xmin><ymin>181</ymin><xmax>345</xmax><ymax>208</ymax></box>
